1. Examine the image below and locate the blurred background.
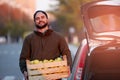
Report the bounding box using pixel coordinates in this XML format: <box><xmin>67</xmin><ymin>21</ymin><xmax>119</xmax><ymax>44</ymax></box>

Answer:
<box><xmin>0</xmin><ymin>0</ymin><xmax>94</xmax><ymax>80</ymax></box>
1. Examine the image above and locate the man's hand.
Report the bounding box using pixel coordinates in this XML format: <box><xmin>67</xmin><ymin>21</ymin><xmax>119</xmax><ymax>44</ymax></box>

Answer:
<box><xmin>63</xmin><ymin>55</ymin><xmax>67</xmax><ymax>61</ymax></box>
<box><xmin>23</xmin><ymin>71</ymin><xmax>28</xmax><ymax>80</ymax></box>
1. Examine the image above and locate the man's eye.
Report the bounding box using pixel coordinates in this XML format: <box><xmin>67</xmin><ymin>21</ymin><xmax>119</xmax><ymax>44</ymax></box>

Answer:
<box><xmin>35</xmin><ymin>17</ymin><xmax>40</xmax><ymax>20</ymax></box>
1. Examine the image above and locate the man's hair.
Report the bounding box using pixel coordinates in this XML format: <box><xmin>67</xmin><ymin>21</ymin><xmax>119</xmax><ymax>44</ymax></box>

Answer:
<box><xmin>33</xmin><ymin>10</ymin><xmax>48</xmax><ymax>21</ymax></box>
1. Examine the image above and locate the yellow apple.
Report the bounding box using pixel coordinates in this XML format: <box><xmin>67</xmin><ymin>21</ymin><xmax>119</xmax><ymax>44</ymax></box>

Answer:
<box><xmin>49</xmin><ymin>59</ymin><xmax>54</xmax><ymax>62</ymax></box>
<box><xmin>55</xmin><ymin>57</ymin><xmax>62</xmax><ymax>61</ymax></box>
<box><xmin>33</xmin><ymin>59</ymin><xmax>40</xmax><ymax>64</ymax></box>
<box><xmin>30</xmin><ymin>61</ymin><xmax>34</xmax><ymax>64</ymax></box>
<box><xmin>43</xmin><ymin>59</ymin><xmax>49</xmax><ymax>63</ymax></box>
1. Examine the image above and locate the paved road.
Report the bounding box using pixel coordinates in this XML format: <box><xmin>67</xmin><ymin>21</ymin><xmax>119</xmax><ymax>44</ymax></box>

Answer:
<box><xmin>0</xmin><ymin>43</ymin><xmax>24</xmax><ymax>80</ymax></box>
<box><xmin>0</xmin><ymin>43</ymin><xmax>78</xmax><ymax>80</ymax></box>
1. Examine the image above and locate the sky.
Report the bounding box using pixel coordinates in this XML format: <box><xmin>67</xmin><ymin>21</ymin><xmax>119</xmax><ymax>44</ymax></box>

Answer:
<box><xmin>36</xmin><ymin>0</ymin><xmax>59</xmax><ymax>11</ymax></box>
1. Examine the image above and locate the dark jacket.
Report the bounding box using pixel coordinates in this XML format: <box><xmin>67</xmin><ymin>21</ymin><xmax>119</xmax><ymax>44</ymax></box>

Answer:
<box><xmin>19</xmin><ymin>29</ymin><xmax>72</xmax><ymax>73</ymax></box>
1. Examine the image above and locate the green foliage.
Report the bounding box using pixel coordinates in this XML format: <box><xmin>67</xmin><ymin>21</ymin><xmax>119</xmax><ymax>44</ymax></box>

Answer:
<box><xmin>5</xmin><ymin>20</ymin><xmax>31</xmax><ymax>38</ymax></box>
<box><xmin>50</xmin><ymin>0</ymin><xmax>93</xmax><ymax>34</ymax></box>
<box><xmin>0</xmin><ymin>3</ymin><xmax>33</xmax><ymax>38</ymax></box>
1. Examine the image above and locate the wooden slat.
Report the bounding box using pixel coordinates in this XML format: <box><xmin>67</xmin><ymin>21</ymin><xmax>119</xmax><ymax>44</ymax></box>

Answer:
<box><xmin>29</xmin><ymin>72</ymin><xmax>69</xmax><ymax>80</ymax></box>
<box><xmin>28</xmin><ymin>66</ymin><xmax>69</xmax><ymax>75</ymax></box>
<box><xmin>43</xmin><ymin>72</ymin><xmax>69</xmax><ymax>80</ymax></box>
<box><xmin>29</xmin><ymin>76</ymin><xmax>45</xmax><ymax>80</ymax></box>
<box><xmin>27</xmin><ymin>61</ymin><xmax>67</xmax><ymax>69</ymax></box>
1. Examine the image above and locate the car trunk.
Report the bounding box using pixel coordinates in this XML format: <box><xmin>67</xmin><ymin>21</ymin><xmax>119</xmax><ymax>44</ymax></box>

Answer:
<box><xmin>81</xmin><ymin>1</ymin><xmax>120</xmax><ymax>80</ymax></box>
<box><xmin>84</xmin><ymin>43</ymin><xmax>120</xmax><ymax>80</ymax></box>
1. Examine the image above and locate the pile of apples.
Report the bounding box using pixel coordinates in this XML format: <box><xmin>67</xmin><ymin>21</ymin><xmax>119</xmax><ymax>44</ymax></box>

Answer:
<box><xmin>30</xmin><ymin>57</ymin><xmax>63</xmax><ymax>64</ymax></box>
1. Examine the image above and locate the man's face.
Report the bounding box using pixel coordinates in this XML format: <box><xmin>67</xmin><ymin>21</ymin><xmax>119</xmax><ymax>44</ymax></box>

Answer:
<box><xmin>35</xmin><ymin>12</ymin><xmax>48</xmax><ymax>29</ymax></box>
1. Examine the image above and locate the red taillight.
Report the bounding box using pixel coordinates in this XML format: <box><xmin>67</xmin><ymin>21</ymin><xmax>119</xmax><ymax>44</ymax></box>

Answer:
<box><xmin>75</xmin><ymin>67</ymin><xmax>83</xmax><ymax>80</ymax></box>
<box><xmin>74</xmin><ymin>43</ymin><xmax>88</xmax><ymax>80</ymax></box>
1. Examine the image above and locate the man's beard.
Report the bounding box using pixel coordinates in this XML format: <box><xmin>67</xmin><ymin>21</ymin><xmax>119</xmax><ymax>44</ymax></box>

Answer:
<box><xmin>35</xmin><ymin>23</ymin><xmax>48</xmax><ymax>29</ymax></box>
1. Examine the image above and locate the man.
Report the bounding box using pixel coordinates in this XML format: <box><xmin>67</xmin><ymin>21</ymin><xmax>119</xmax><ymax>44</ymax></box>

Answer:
<box><xmin>19</xmin><ymin>10</ymin><xmax>72</xmax><ymax>80</ymax></box>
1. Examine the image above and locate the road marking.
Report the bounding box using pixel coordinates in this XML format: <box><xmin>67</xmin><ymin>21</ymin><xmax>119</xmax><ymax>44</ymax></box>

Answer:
<box><xmin>2</xmin><ymin>76</ymin><xmax>15</xmax><ymax>80</ymax></box>
<box><xmin>0</xmin><ymin>50</ymin><xmax>21</xmax><ymax>55</ymax></box>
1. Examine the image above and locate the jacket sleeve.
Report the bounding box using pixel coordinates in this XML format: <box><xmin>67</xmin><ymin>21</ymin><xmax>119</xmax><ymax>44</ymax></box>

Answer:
<box><xmin>59</xmin><ymin>36</ymin><xmax>72</xmax><ymax>71</ymax></box>
<box><xmin>19</xmin><ymin>37</ymin><xmax>31</xmax><ymax>73</ymax></box>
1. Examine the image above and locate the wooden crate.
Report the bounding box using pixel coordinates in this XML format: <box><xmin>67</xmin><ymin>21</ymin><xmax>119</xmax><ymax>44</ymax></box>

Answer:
<box><xmin>26</xmin><ymin>57</ymin><xmax>70</xmax><ymax>80</ymax></box>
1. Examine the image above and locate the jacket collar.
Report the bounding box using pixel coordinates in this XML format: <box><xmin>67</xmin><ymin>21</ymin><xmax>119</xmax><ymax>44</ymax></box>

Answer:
<box><xmin>34</xmin><ymin>29</ymin><xmax>53</xmax><ymax>37</ymax></box>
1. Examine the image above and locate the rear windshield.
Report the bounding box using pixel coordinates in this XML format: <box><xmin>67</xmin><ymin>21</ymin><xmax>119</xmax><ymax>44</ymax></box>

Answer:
<box><xmin>88</xmin><ymin>6</ymin><xmax>120</xmax><ymax>33</ymax></box>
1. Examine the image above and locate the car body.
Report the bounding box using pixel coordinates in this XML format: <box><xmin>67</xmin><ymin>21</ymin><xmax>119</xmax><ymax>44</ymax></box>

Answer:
<box><xmin>0</xmin><ymin>36</ymin><xmax>6</xmax><ymax>44</ymax></box>
<box><xmin>69</xmin><ymin>0</ymin><xmax>120</xmax><ymax>80</ymax></box>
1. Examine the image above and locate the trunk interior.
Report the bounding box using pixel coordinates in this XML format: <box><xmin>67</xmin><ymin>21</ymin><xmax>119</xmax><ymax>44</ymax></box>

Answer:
<box><xmin>84</xmin><ymin>44</ymin><xmax>120</xmax><ymax>80</ymax></box>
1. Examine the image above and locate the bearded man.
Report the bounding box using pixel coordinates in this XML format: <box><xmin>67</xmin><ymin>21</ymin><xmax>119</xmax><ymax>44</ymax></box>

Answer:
<box><xmin>19</xmin><ymin>10</ymin><xmax>72</xmax><ymax>80</ymax></box>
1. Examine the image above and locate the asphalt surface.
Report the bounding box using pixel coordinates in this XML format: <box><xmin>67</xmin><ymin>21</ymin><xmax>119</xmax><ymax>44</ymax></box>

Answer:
<box><xmin>0</xmin><ymin>43</ymin><xmax>78</xmax><ymax>80</ymax></box>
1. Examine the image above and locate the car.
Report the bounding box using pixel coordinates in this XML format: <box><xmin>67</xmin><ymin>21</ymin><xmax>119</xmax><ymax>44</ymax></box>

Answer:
<box><xmin>0</xmin><ymin>36</ymin><xmax>6</xmax><ymax>44</ymax></box>
<box><xmin>69</xmin><ymin>0</ymin><xmax>120</xmax><ymax>80</ymax></box>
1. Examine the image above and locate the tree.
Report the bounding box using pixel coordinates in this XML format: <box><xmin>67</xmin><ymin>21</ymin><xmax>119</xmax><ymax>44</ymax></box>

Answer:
<box><xmin>50</xmin><ymin>0</ymin><xmax>93</xmax><ymax>35</ymax></box>
<box><xmin>0</xmin><ymin>3</ymin><xmax>33</xmax><ymax>40</ymax></box>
